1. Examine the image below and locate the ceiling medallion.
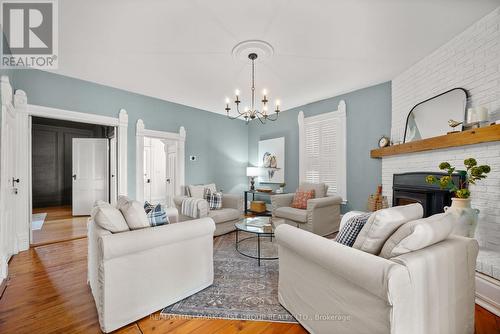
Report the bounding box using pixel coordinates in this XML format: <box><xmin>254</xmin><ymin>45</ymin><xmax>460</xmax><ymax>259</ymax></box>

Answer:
<box><xmin>225</xmin><ymin>40</ymin><xmax>280</xmax><ymax>124</ymax></box>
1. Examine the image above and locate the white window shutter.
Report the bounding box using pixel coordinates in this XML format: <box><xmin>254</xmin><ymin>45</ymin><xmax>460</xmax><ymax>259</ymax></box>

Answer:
<box><xmin>299</xmin><ymin>101</ymin><xmax>346</xmax><ymax>202</ymax></box>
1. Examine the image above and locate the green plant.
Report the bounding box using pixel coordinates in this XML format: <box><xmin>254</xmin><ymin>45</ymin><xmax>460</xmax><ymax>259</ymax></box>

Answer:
<box><xmin>425</xmin><ymin>158</ymin><xmax>491</xmax><ymax>199</ymax></box>
<box><xmin>279</xmin><ymin>183</ymin><xmax>286</xmax><ymax>188</ymax></box>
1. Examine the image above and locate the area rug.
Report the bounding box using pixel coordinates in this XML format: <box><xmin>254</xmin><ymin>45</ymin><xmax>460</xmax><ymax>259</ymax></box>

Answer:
<box><xmin>31</xmin><ymin>213</ymin><xmax>47</xmax><ymax>230</ymax></box>
<box><xmin>161</xmin><ymin>231</ymin><xmax>297</xmax><ymax>323</ymax></box>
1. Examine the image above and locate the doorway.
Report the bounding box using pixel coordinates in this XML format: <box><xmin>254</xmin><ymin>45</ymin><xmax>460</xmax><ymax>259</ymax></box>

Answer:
<box><xmin>135</xmin><ymin>120</ymin><xmax>185</xmax><ymax>206</ymax></box>
<box><xmin>143</xmin><ymin>137</ymin><xmax>178</xmax><ymax>207</ymax></box>
<box><xmin>30</xmin><ymin>117</ymin><xmax>115</xmax><ymax>245</ymax></box>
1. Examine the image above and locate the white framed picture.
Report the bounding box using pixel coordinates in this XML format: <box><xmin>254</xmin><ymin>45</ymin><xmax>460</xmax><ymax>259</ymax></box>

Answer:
<box><xmin>258</xmin><ymin>137</ymin><xmax>285</xmax><ymax>184</ymax></box>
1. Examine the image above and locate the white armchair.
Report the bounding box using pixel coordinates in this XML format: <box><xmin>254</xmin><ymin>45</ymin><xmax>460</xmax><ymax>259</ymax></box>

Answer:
<box><xmin>275</xmin><ymin>224</ymin><xmax>479</xmax><ymax>334</ymax></box>
<box><xmin>88</xmin><ymin>217</ymin><xmax>215</xmax><ymax>332</ymax></box>
<box><xmin>271</xmin><ymin>182</ymin><xmax>342</xmax><ymax>236</ymax></box>
<box><xmin>173</xmin><ymin>184</ymin><xmax>243</xmax><ymax>236</ymax></box>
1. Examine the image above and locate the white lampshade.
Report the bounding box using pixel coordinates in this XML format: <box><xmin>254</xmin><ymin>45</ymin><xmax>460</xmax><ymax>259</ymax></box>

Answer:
<box><xmin>246</xmin><ymin>167</ymin><xmax>261</xmax><ymax>177</ymax></box>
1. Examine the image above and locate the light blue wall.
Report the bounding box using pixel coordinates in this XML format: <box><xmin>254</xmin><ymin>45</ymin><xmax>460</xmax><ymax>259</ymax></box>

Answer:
<box><xmin>10</xmin><ymin>69</ymin><xmax>249</xmax><ymax>199</ymax></box>
<box><xmin>4</xmin><ymin>68</ymin><xmax>391</xmax><ymax>209</ymax></box>
<box><xmin>248</xmin><ymin>82</ymin><xmax>392</xmax><ymax>212</ymax></box>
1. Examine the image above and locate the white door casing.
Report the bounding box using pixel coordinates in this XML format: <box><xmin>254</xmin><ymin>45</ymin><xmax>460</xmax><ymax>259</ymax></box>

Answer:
<box><xmin>135</xmin><ymin>119</ymin><xmax>185</xmax><ymax>204</ymax></box>
<box><xmin>166</xmin><ymin>142</ymin><xmax>177</xmax><ymax>207</ymax></box>
<box><xmin>72</xmin><ymin>138</ymin><xmax>109</xmax><ymax>216</ymax></box>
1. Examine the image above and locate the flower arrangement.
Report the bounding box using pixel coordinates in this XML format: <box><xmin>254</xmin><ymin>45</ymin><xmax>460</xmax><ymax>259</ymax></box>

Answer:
<box><xmin>425</xmin><ymin>158</ymin><xmax>491</xmax><ymax>199</ymax></box>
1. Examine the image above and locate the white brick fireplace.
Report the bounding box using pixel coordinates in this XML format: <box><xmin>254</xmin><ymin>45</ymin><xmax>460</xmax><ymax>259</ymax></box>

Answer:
<box><xmin>381</xmin><ymin>7</ymin><xmax>500</xmax><ymax>314</ymax></box>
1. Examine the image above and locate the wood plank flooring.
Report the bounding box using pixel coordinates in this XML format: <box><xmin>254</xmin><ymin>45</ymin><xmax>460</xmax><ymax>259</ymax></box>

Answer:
<box><xmin>32</xmin><ymin>206</ymin><xmax>88</xmax><ymax>246</ymax></box>
<box><xmin>0</xmin><ymin>236</ymin><xmax>498</xmax><ymax>333</ymax></box>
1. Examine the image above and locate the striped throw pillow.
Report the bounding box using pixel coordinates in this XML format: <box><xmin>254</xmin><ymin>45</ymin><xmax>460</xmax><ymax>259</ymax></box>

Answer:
<box><xmin>335</xmin><ymin>213</ymin><xmax>372</xmax><ymax>247</ymax></box>
<box><xmin>144</xmin><ymin>202</ymin><xmax>169</xmax><ymax>227</ymax></box>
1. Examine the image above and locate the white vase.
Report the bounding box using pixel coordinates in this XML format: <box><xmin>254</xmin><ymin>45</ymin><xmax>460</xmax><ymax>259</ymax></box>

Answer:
<box><xmin>444</xmin><ymin>198</ymin><xmax>479</xmax><ymax>238</ymax></box>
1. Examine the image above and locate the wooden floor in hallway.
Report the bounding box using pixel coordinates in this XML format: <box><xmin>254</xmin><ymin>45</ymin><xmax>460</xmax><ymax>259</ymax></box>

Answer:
<box><xmin>32</xmin><ymin>205</ymin><xmax>88</xmax><ymax>246</ymax></box>
<box><xmin>0</xmin><ymin>236</ymin><xmax>498</xmax><ymax>333</ymax></box>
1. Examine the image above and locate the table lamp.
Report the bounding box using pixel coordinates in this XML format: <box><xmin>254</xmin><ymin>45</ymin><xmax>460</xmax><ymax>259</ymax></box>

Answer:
<box><xmin>246</xmin><ymin>167</ymin><xmax>261</xmax><ymax>191</ymax></box>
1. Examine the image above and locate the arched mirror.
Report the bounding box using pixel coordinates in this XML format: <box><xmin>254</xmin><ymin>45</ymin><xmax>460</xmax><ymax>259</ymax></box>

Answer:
<box><xmin>403</xmin><ymin>88</ymin><xmax>468</xmax><ymax>143</ymax></box>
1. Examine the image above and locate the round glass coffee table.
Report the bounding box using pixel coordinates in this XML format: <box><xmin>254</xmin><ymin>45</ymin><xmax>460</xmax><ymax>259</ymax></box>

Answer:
<box><xmin>235</xmin><ymin>217</ymin><xmax>280</xmax><ymax>266</ymax></box>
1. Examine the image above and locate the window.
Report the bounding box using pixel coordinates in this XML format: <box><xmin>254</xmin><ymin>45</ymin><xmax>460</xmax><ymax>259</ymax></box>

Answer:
<box><xmin>298</xmin><ymin>101</ymin><xmax>346</xmax><ymax>201</ymax></box>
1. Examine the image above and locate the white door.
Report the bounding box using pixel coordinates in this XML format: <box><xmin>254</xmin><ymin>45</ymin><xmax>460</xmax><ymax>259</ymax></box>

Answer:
<box><xmin>143</xmin><ymin>138</ymin><xmax>167</xmax><ymax>205</ymax></box>
<box><xmin>72</xmin><ymin>138</ymin><xmax>109</xmax><ymax>216</ymax></box>
<box><xmin>166</xmin><ymin>145</ymin><xmax>176</xmax><ymax>207</ymax></box>
<box><xmin>0</xmin><ymin>102</ymin><xmax>18</xmax><ymax>279</ymax></box>
<box><xmin>150</xmin><ymin>139</ymin><xmax>166</xmax><ymax>205</ymax></box>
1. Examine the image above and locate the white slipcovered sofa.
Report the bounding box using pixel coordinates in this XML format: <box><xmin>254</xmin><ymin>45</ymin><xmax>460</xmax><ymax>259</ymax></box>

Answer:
<box><xmin>173</xmin><ymin>183</ymin><xmax>243</xmax><ymax>236</ymax></box>
<box><xmin>88</xmin><ymin>217</ymin><xmax>215</xmax><ymax>332</ymax></box>
<box><xmin>275</xmin><ymin>205</ymin><xmax>479</xmax><ymax>334</ymax></box>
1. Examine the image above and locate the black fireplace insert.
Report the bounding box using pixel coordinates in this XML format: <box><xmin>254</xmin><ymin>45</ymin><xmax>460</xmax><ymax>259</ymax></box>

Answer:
<box><xmin>392</xmin><ymin>172</ymin><xmax>466</xmax><ymax>217</ymax></box>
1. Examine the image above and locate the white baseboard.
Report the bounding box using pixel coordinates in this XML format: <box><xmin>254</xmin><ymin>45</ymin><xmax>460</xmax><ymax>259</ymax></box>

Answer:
<box><xmin>475</xmin><ymin>272</ymin><xmax>500</xmax><ymax>316</ymax></box>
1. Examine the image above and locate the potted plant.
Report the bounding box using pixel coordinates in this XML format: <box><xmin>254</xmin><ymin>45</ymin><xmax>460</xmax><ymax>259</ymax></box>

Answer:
<box><xmin>277</xmin><ymin>183</ymin><xmax>286</xmax><ymax>193</ymax></box>
<box><xmin>425</xmin><ymin>158</ymin><xmax>491</xmax><ymax>237</ymax></box>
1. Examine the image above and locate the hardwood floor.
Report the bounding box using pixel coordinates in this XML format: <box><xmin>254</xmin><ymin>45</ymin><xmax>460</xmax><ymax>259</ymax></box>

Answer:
<box><xmin>32</xmin><ymin>205</ymin><xmax>88</xmax><ymax>246</ymax></box>
<box><xmin>0</xmin><ymin>236</ymin><xmax>498</xmax><ymax>333</ymax></box>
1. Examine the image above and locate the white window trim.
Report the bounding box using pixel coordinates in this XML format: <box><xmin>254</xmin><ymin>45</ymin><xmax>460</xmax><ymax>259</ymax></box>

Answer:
<box><xmin>135</xmin><ymin>119</ymin><xmax>186</xmax><ymax>203</ymax></box>
<box><xmin>298</xmin><ymin>100</ymin><xmax>347</xmax><ymax>203</ymax></box>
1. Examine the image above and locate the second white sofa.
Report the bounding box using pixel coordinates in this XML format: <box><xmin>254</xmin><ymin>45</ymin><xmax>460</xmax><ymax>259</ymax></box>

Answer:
<box><xmin>88</xmin><ymin>217</ymin><xmax>216</xmax><ymax>332</ymax></box>
<box><xmin>275</xmin><ymin>207</ymin><xmax>479</xmax><ymax>334</ymax></box>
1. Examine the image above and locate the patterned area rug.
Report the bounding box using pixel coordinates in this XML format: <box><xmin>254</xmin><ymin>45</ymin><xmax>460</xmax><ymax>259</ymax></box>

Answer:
<box><xmin>161</xmin><ymin>231</ymin><xmax>297</xmax><ymax>323</ymax></box>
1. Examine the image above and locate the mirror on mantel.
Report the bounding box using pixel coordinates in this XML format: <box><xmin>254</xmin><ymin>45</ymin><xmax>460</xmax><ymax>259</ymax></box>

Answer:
<box><xmin>403</xmin><ymin>88</ymin><xmax>468</xmax><ymax>143</ymax></box>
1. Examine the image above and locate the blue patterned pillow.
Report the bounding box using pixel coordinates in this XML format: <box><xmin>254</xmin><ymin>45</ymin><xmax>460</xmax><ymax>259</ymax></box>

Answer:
<box><xmin>335</xmin><ymin>213</ymin><xmax>372</xmax><ymax>247</ymax></box>
<box><xmin>144</xmin><ymin>202</ymin><xmax>169</xmax><ymax>227</ymax></box>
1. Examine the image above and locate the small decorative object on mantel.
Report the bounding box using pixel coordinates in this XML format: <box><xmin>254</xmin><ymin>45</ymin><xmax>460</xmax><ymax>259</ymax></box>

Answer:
<box><xmin>425</xmin><ymin>158</ymin><xmax>491</xmax><ymax>237</ymax></box>
<box><xmin>378</xmin><ymin>136</ymin><xmax>390</xmax><ymax>148</ymax></box>
<box><xmin>367</xmin><ymin>185</ymin><xmax>388</xmax><ymax>211</ymax></box>
<box><xmin>464</xmin><ymin>106</ymin><xmax>490</xmax><ymax>129</ymax></box>
<box><xmin>447</xmin><ymin>119</ymin><xmax>463</xmax><ymax>133</ymax></box>
<box><xmin>256</xmin><ymin>187</ymin><xmax>273</xmax><ymax>193</ymax></box>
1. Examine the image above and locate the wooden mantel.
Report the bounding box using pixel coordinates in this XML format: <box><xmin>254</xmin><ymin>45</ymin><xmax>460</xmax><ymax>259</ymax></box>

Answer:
<box><xmin>371</xmin><ymin>124</ymin><xmax>500</xmax><ymax>158</ymax></box>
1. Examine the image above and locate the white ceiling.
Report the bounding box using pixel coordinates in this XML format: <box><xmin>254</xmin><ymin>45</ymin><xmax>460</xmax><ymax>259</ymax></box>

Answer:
<box><xmin>52</xmin><ymin>0</ymin><xmax>500</xmax><ymax>115</ymax></box>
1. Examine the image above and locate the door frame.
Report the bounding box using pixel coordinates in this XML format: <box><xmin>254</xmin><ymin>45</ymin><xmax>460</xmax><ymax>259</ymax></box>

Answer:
<box><xmin>135</xmin><ymin>119</ymin><xmax>185</xmax><ymax>204</ymax></box>
<box><xmin>12</xmin><ymin>87</ymin><xmax>128</xmax><ymax>248</ymax></box>
<box><xmin>0</xmin><ymin>76</ymin><xmax>19</xmax><ymax>281</ymax></box>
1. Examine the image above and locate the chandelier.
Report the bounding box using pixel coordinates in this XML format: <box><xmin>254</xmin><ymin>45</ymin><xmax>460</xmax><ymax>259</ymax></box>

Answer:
<box><xmin>224</xmin><ymin>53</ymin><xmax>280</xmax><ymax>123</ymax></box>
